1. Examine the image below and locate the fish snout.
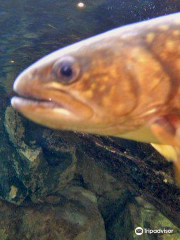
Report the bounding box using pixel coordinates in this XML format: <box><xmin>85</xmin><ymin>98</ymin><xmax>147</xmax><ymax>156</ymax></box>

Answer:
<box><xmin>13</xmin><ymin>67</ymin><xmax>41</xmax><ymax>98</ymax></box>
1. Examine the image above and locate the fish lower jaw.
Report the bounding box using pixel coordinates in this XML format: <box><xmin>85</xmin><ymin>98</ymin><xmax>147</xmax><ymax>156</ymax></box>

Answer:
<box><xmin>11</xmin><ymin>96</ymin><xmax>74</xmax><ymax>123</ymax></box>
<box><xmin>11</xmin><ymin>96</ymin><xmax>84</xmax><ymax>130</ymax></box>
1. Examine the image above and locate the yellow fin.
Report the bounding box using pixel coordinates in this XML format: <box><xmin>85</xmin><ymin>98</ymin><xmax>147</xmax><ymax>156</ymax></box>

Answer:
<box><xmin>118</xmin><ymin>125</ymin><xmax>160</xmax><ymax>143</ymax></box>
<box><xmin>151</xmin><ymin>143</ymin><xmax>179</xmax><ymax>161</ymax></box>
<box><xmin>151</xmin><ymin>143</ymin><xmax>180</xmax><ymax>185</ymax></box>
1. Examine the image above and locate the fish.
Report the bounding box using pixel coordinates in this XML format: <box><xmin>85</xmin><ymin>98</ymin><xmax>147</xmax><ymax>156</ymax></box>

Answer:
<box><xmin>11</xmin><ymin>13</ymin><xmax>180</xmax><ymax>185</ymax></box>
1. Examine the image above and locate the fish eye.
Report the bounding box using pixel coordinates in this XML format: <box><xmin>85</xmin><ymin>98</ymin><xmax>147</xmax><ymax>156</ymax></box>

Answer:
<box><xmin>60</xmin><ymin>64</ymin><xmax>73</xmax><ymax>77</ymax></box>
<box><xmin>52</xmin><ymin>56</ymin><xmax>80</xmax><ymax>84</ymax></box>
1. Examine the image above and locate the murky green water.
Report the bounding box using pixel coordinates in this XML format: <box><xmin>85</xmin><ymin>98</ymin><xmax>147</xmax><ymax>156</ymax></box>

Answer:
<box><xmin>1</xmin><ymin>0</ymin><xmax>180</xmax><ymax>94</ymax></box>
<box><xmin>1</xmin><ymin>1</ymin><xmax>180</xmax><ymax>239</ymax></box>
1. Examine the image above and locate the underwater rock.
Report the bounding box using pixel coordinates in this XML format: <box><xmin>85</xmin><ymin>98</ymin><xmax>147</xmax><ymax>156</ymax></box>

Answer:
<box><xmin>76</xmin><ymin>149</ymin><xmax>180</xmax><ymax>239</ymax></box>
<box><xmin>103</xmin><ymin>196</ymin><xmax>180</xmax><ymax>240</ymax></box>
<box><xmin>4</xmin><ymin>106</ymin><xmax>77</xmax><ymax>204</ymax></box>
<box><xmin>131</xmin><ymin>197</ymin><xmax>180</xmax><ymax>240</ymax></box>
<box><xmin>3</xmin><ymin>106</ymin><xmax>180</xmax><ymax>239</ymax></box>
<box><xmin>0</xmin><ymin>101</ymin><xmax>28</xmax><ymax>204</ymax></box>
<box><xmin>0</xmin><ymin>187</ymin><xmax>106</xmax><ymax>240</ymax></box>
<box><xmin>76</xmin><ymin>134</ymin><xmax>180</xmax><ymax>229</ymax></box>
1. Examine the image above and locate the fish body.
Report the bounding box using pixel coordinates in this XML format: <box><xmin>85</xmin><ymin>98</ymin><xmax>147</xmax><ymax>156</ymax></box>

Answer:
<box><xmin>11</xmin><ymin>13</ymin><xmax>180</xmax><ymax>184</ymax></box>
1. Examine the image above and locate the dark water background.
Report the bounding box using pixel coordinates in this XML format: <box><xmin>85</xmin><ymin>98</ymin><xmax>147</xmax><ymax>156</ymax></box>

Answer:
<box><xmin>1</xmin><ymin>0</ymin><xmax>180</xmax><ymax>95</ymax></box>
<box><xmin>0</xmin><ymin>1</ymin><xmax>180</xmax><ymax>239</ymax></box>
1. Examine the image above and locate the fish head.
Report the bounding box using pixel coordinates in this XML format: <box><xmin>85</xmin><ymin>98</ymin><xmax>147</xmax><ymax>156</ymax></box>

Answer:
<box><xmin>11</xmin><ymin>38</ymin><xmax>138</xmax><ymax>134</ymax></box>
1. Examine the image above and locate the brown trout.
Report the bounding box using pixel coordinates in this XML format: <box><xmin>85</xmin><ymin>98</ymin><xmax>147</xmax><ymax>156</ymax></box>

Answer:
<box><xmin>11</xmin><ymin>13</ymin><xmax>180</xmax><ymax>184</ymax></box>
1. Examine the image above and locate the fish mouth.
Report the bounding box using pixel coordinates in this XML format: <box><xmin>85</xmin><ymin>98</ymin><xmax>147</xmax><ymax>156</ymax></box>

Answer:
<box><xmin>11</xmin><ymin>90</ymin><xmax>93</xmax><ymax>117</ymax></box>
<box><xmin>11</xmin><ymin>96</ymin><xmax>64</xmax><ymax>109</ymax></box>
<box><xmin>11</xmin><ymin>90</ymin><xmax>94</xmax><ymax>130</ymax></box>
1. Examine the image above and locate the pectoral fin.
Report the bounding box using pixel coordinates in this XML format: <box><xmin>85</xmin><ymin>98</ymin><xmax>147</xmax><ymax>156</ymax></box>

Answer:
<box><xmin>151</xmin><ymin>143</ymin><xmax>180</xmax><ymax>185</ymax></box>
<box><xmin>151</xmin><ymin>144</ymin><xmax>179</xmax><ymax>161</ymax></box>
<box><xmin>150</xmin><ymin>116</ymin><xmax>180</xmax><ymax>186</ymax></box>
<box><xmin>150</xmin><ymin>117</ymin><xmax>180</xmax><ymax>146</ymax></box>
